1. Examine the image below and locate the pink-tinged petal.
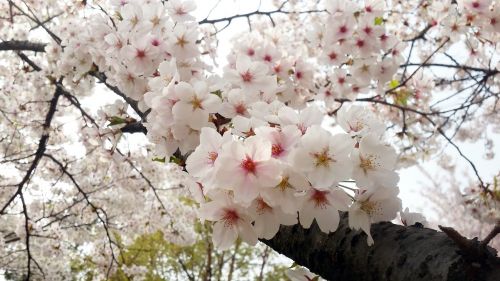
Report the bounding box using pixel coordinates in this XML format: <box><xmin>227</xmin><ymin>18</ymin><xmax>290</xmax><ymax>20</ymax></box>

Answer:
<box><xmin>175</xmin><ymin>82</ymin><xmax>194</xmax><ymax>101</ymax></box>
<box><xmin>202</xmin><ymin>94</ymin><xmax>221</xmax><ymax>113</ymax></box>
<box><xmin>327</xmin><ymin>189</ymin><xmax>352</xmax><ymax>211</ymax></box>
<box><xmin>198</xmin><ymin>200</ymin><xmax>225</xmax><ymax>221</ymax></box>
<box><xmin>315</xmin><ymin>208</ymin><xmax>340</xmax><ymax>233</ymax></box>
<box><xmin>237</xmin><ymin>220</ymin><xmax>258</xmax><ymax>245</ymax></box>
<box><xmin>307</xmin><ymin>166</ymin><xmax>334</xmax><ymax>189</ymax></box>
<box><xmin>244</xmin><ymin>136</ymin><xmax>271</xmax><ymax>161</ymax></box>
<box><xmin>233</xmin><ymin>178</ymin><xmax>260</xmax><ymax>204</ymax></box>
<box><xmin>172</xmin><ymin>102</ymin><xmax>193</xmax><ymax>119</ymax></box>
<box><xmin>212</xmin><ymin>221</ymin><xmax>239</xmax><ymax>250</ymax></box>
<box><xmin>215</xmin><ymin>157</ymin><xmax>243</xmax><ymax>186</ymax></box>
<box><xmin>291</xmin><ymin>149</ymin><xmax>315</xmax><ymax>172</ymax></box>
<box><xmin>255</xmin><ymin>213</ymin><xmax>280</xmax><ymax>240</ymax></box>
<box><xmin>187</xmin><ymin>110</ymin><xmax>209</xmax><ymax>130</ymax></box>
<box><xmin>200</xmin><ymin>127</ymin><xmax>222</xmax><ymax>152</ymax></box>
<box><xmin>348</xmin><ymin>209</ymin><xmax>373</xmax><ymax>245</ymax></box>
<box><xmin>298</xmin><ymin>204</ymin><xmax>315</xmax><ymax>229</ymax></box>
<box><xmin>255</xmin><ymin>160</ymin><xmax>282</xmax><ymax>187</ymax></box>
<box><xmin>235</xmin><ymin>55</ymin><xmax>252</xmax><ymax>72</ymax></box>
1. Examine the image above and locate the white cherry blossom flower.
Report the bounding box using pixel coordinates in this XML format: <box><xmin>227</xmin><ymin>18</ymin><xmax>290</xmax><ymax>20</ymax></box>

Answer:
<box><xmin>198</xmin><ymin>194</ymin><xmax>257</xmax><ymax>250</ymax></box>
<box><xmin>352</xmin><ymin>134</ymin><xmax>399</xmax><ymax>189</ymax></box>
<box><xmin>399</xmin><ymin>207</ymin><xmax>428</xmax><ymax>227</ymax></box>
<box><xmin>166</xmin><ymin>0</ymin><xmax>196</xmax><ymax>22</ymax></box>
<box><xmin>250</xmin><ymin>196</ymin><xmax>297</xmax><ymax>239</ymax></box>
<box><xmin>171</xmin><ymin>81</ymin><xmax>221</xmax><ymax>129</ymax></box>
<box><xmin>224</xmin><ymin>55</ymin><xmax>276</xmax><ymax>94</ymax></box>
<box><xmin>186</xmin><ymin>128</ymin><xmax>230</xmax><ymax>188</ymax></box>
<box><xmin>299</xmin><ymin>187</ymin><xmax>351</xmax><ymax>233</ymax></box>
<box><xmin>215</xmin><ymin>136</ymin><xmax>282</xmax><ymax>204</ymax></box>
<box><xmin>254</xmin><ymin>125</ymin><xmax>301</xmax><ymax>160</ymax></box>
<box><xmin>348</xmin><ymin>186</ymin><xmax>402</xmax><ymax>245</ymax></box>
<box><xmin>337</xmin><ymin>105</ymin><xmax>385</xmax><ymax>139</ymax></box>
<box><xmin>261</xmin><ymin>166</ymin><xmax>310</xmax><ymax>214</ymax></box>
<box><xmin>278</xmin><ymin>105</ymin><xmax>323</xmax><ymax>134</ymax></box>
<box><xmin>292</xmin><ymin>126</ymin><xmax>354</xmax><ymax>189</ymax></box>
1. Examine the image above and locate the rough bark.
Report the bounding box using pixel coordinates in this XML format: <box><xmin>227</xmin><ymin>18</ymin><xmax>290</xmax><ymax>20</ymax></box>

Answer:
<box><xmin>262</xmin><ymin>213</ymin><xmax>500</xmax><ymax>281</ymax></box>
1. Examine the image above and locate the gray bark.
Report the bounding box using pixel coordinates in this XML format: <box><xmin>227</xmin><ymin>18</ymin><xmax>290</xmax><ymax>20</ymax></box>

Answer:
<box><xmin>262</xmin><ymin>213</ymin><xmax>500</xmax><ymax>281</ymax></box>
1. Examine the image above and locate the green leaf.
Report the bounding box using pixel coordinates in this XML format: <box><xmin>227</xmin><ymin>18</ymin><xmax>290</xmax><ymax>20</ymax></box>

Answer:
<box><xmin>108</xmin><ymin>116</ymin><xmax>126</xmax><ymax>126</ymax></box>
<box><xmin>394</xmin><ymin>89</ymin><xmax>411</xmax><ymax>106</ymax></box>
<box><xmin>374</xmin><ymin>16</ymin><xmax>384</xmax><ymax>26</ymax></box>
<box><xmin>152</xmin><ymin>157</ymin><xmax>166</xmax><ymax>163</ymax></box>
<box><xmin>389</xmin><ymin>79</ymin><xmax>400</xmax><ymax>89</ymax></box>
<box><xmin>169</xmin><ymin>155</ymin><xmax>183</xmax><ymax>165</ymax></box>
<box><xmin>211</xmin><ymin>89</ymin><xmax>222</xmax><ymax>98</ymax></box>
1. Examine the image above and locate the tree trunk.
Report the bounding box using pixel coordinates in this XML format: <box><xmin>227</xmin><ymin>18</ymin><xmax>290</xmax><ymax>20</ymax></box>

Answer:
<box><xmin>262</xmin><ymin>213</ymin><xmax>500</xmax><ymax>281</ymax></box>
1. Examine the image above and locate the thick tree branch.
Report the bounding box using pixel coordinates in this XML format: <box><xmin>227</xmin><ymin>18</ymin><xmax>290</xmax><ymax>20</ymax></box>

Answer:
<box><xmin>0</xmin><ymin>40</ymin><xmax>46</xmax><ymax>52</ymax></box>
<box><xmin>263</xmin><ymin>214</ymin><xmax>500</xmax><ymax>281</ymax></box>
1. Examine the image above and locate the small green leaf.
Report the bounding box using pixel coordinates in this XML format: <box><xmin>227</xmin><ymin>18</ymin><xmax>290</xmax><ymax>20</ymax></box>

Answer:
<box><xmin>169</xmin><ymin>155</ymin><xmax>183</xmax><ymax>165</ymax></box>
<box><xmin>374</xmin><ymin>16</ymin><xmax>384</xmax><ymax>26</ymax></box>
<box><xmin>211</xmin><ymin>89</ymin><xmax>222</xmax><ymax>98</ymax></box>
<box><xmin>152</xmin><ymin>157</ymin><xmax>166</xmax><ymax>163</ymax></box>
<box><xmin>108</xmin><ymin>116</ymin><xmax>126</xmax><ymax>126</ymax></box>
<box><xmin>389</xmin><ymin>79</ymin><xmax>400</xmax><ymax>89</ymax></box>
<box><xmin>394</xmin><ymin>89</ymin><xmax>411</xmax><ymax>106</ymax></box>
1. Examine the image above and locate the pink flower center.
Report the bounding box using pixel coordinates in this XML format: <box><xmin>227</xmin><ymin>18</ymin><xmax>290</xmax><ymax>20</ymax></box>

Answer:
<box><xmin>241</xmin><ymin>156</ymin><xmax>256</xmax><ymax>174</ymax></box>
<box><xmin>310</xmin><ymin>189</ymin><xmax>330</xmax><ymax>208</ymax></box>
<box><xmin>328</xmin><ymin>52</ymin><xmax>337</xmax><ymax>60</ymax></box>
<box><xmin>176</xmin><ymin>8</ymin><xmax>187</xmax><ymax>15</ymax></box>
<box><xmin>356</xmin><ymin>39</ymin><xmax>365</xmax><ymax>48</ymax></box>
<box><xmin>296</xmin><ymin>71</ymin><xmax>303</xmax><ymax>79</ymax></box>
<box><xmin>273</xmin><ymin>64</ymin><xmax>282</xmax><ymax>73</ymax></box>
<box><xmin>264</xmin><ymin>54</ymin><xmax>272</xmax><ymax>62</ymax></box>
<box><xmin>235</xmin><ymin>104</ymin><xmax>247</xmax><ymax>115</ymax></box>
<box><xmin>241</xmin><ymin>71</ymin><xmax>253</xmax><ymax>82</ymax></box>
<box><xmin>271</xmin><ymin>143</ymin><xmax>284</xmax><ymax>157</ymax></box>
<box><xmin>247</xmin><ymin>48</ymin><xmax>255</xmax><ymax>56</ymax></box>
<box><xmin>136</xmin><ymin>49</ymin><xmax>146</xmax><ymax>58</ymax></box>
<box><xmin>151</xmin><ymin>39</ymin><xmax>160</xmax><ymax>46</ymax></box>
<box><xmin>222</xmin><ymin>209</ymin><xmax>240</xmax><ymax>227</ymax></box>
<box><xmin>339</xmin><ymin>25</ymin><xmax>348</xmax><ymax>33</ymax></box>
<box><xmin>208</xmin><ymin>151</ymin><xmax>218</xmax><ymax>163</ymax></box>
<box><xmin>472</xmin><ymin>2</ymin><xmax>480</xmax><ymax>8</ymax></box>
<box><xmin>256</xmin><ymin>198</ymin><xmax>273</xmax><ymax>214</ymax></box>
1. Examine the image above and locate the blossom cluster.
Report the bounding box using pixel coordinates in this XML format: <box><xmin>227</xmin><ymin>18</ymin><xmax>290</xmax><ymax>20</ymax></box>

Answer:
<box><xmin>75</xmin><ymin>0</ymin><xmax>414</xmax><ymax>249</ymax></box>
<box><xmin>2</xmin><ymin>0</ymin><xmax>437</xmax><ymax>262</ymax></box>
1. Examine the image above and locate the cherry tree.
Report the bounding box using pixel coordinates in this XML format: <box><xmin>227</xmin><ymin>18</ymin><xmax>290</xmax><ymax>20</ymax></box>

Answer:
<box><xmin>0</xmin><ymin>0</ymin><xmax>499</xmax><ymax>280</ymax></box>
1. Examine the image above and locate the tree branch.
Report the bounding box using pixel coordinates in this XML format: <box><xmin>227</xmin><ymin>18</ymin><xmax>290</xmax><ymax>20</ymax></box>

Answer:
<box><xmin>263</xmin><ymin>213</ymin><xmax>500</xmax><ymax>281</ymax></box>
<box><xmin>0</xmin><ymin>40</ymin><xmax>46</xmax><ymax>52</ymax></box>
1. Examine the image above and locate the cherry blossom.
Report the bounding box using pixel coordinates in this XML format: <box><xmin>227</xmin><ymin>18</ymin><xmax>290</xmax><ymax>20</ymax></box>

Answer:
<box><xmin>215</xmin><ymin>136</ymin><xmax>282</xmax><ymax>204</ymax></box>
<box><xmin>171</xmin><ymin>81</ymin><xmax>221</xmax><ymax>129</ymax></box>
<box><xmin>351</xmin><ymin>134</ymin><xmax>399</xmax><ymax>189</ymax></box>
<box><xmin>298</xmin><ymin>187</ymin><xmax>351</xmax><ymax>233</ymax></box>
<box><xmin>199</xmin><ymin>194</ymin><xmax>257</xmax><ymax>250</ymax></box>
<box><xmin>292</xmin><ymin>126</ymin><xmax>354</xmax><ymax>189</ymax></box>
<box><xmin>349</xmin><ymin>187</ymin><xmax>402</xmax><ymax>245</ymax></box>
